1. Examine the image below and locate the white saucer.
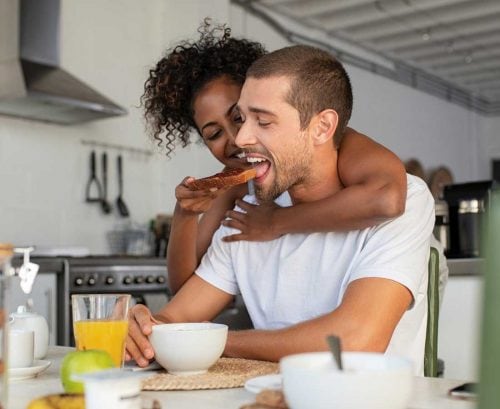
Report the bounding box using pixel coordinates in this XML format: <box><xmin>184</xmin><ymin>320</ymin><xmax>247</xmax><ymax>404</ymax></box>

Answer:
<box><xmin>244</xmin><ymin>374</ymin><xmax>282</xmax><ymax>394</ymax></box>
<box><xmin>8</xmin><ymin>359</ymin><xmax>51</xmax><ymax>381</ymax></box>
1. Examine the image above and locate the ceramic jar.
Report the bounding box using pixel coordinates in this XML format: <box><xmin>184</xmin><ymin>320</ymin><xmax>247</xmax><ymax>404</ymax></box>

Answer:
<box><xmin>10</xmin><ymin>306</ymin><xmax>49</xmax><ymax>359</ymax></box>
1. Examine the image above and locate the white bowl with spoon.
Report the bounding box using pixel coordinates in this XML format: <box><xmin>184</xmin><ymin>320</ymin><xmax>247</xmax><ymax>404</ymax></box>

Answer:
<box><xmin>280</xmin><ymin>351</ymin><xmax>413</xmax><ymax>409</ymax></box>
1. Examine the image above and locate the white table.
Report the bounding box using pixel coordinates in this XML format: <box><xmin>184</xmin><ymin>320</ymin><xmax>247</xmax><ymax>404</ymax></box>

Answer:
<box><xmin>9</xmin><ymin>347</ymin><xmax>476</xmax><ymax>409</ymax></box>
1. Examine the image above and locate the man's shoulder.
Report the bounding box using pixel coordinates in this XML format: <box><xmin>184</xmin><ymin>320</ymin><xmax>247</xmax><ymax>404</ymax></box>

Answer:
<box><xmin>406</xmin><ymin>174</ymin><xmax>434</xmax><ymax>207</ymax></box>
<box><xmin>406</xmin><ymin>173</ymin><xmax>428</xmax><ymax>193</ymax></box>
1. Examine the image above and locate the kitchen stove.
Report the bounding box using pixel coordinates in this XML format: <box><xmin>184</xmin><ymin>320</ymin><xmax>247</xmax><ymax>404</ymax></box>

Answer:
<box><xmin>26</xmin><ymin>255</ymin><xmax>252</xmax><ymax>346</ymax></box>
<box><xmin>64</xmin><ymin>257</ymin><xmax>170</xmax><ymax>346</ymax></box>
<box><xmin>70</xmin><ymin>261</ymin><xmax>168</xmax><ymax>294</ymax></box>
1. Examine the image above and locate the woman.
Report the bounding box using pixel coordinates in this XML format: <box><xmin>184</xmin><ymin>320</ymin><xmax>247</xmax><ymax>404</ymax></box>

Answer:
<box><xmin>142</xmin><ymin>22</ymin><xmax>407</xmax><ymax>293</ymax></box>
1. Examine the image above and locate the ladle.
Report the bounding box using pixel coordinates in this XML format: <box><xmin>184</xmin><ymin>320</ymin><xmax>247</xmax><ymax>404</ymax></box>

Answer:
<box><xmin>326</xmin><ymin>334</ymin><xmax>343</xmax><ymax>370</ymax></box>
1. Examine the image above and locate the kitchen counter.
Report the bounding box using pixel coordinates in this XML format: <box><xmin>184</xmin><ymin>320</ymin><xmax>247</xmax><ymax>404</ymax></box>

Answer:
<box><xmin>9</xmin><ymin>347</ymin><xmax>476</xmax><ymax>409</ymax></box>
<box><xmin>447</xmin><ymin>258</ymin><xmax>483</xmax><ymax>276</ymax></box>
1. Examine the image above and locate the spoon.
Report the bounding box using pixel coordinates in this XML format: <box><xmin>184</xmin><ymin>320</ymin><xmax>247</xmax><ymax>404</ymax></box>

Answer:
<box><xmin>326</xmin><ymin>334</ymin><xmax>343</xmax><ymax>370</ymax></box>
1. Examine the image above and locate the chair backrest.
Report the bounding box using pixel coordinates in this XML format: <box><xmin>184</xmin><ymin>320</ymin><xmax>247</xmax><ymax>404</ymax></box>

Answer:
<box><xmin>424</xmin><ymin>247</ymin><xmax>440</xmax><ymax>377</ymax></box>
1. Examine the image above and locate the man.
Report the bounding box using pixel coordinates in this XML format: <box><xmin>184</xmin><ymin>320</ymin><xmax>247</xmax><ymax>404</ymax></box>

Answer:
<box><xmin>126</xmin><ymin>45</ymin><xmax>434</xmax><ymax>375</ymax></box>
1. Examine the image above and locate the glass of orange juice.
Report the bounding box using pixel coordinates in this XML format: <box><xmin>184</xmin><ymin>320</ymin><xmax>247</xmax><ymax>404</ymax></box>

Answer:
<box><xmin>71</xmin><ymin>294</ymin><xmax>131</xmax><ymax>367</ymax></box>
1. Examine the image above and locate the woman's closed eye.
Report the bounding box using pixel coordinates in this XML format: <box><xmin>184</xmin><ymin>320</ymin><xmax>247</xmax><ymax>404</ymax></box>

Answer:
<box><xmin>205</xmin><ymin>130</ymin><xmax>222</xmax><ymax>141</ymax></box>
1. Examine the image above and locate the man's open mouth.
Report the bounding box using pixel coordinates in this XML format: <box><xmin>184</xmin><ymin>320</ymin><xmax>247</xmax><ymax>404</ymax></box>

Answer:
<box><xmin>246</xmin><ymin>156</ymin><xmax>271</xmax><ymax>181</ymax></box>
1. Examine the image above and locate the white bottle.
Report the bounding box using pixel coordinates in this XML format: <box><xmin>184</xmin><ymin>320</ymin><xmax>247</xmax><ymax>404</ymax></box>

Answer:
<box><xmin>10</xmin><ymin>305</ymin><xmax>49</xmax><ymax>359</ymax></box>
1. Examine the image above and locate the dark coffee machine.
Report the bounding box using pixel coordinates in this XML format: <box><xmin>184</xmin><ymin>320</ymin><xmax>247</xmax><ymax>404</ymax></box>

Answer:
<box><xmin>443</xmin><ymin>181</ymin><xmax>493</xmax><ymax>258</ymax></box>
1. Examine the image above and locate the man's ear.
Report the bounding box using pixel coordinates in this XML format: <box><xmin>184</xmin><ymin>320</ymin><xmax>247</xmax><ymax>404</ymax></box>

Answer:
<box><xmin>311</xmin><ymin>109</ymin><xmax>338</xmax><ymax>146</ymax></box>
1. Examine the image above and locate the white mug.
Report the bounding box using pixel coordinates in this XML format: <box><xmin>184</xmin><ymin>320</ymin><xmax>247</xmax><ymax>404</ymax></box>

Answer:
<box><xmin>8</xmin><ymin>329</ymin><xmax>34</xmax><ymax>368</ymax></box>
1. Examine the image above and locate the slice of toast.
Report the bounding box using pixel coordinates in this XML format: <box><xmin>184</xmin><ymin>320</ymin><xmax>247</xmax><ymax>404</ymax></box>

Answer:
<box><xmin>187</xmin><ymin>168</ymin><xmax>256</xmax><ymax>190</ymax></box>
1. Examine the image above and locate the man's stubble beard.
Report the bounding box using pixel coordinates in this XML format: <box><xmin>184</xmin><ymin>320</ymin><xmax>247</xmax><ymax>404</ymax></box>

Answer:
<box><xmin>255</xmin><ymin>134</ymin><xmax>312</xmax><ymax>202</ymax></box>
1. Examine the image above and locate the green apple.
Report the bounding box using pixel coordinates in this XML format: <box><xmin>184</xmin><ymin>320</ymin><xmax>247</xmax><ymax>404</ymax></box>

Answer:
<box><xmin>60</xmin><ymin>349</ymin><xmax>115</xmax><ymax>394</ymax></box>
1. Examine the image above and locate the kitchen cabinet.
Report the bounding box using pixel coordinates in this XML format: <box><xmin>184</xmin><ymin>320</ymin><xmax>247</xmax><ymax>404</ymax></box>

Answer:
<box><xmin>438</xmin><ymin>259</ymin><xmax>483</xmax><ymax>381</ymax></box>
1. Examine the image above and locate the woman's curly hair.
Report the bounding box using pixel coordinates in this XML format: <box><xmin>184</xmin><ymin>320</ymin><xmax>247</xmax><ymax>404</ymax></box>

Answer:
<box><xmin>141</xmin><ymin>20</ymin><xmax>266</xmax><ymax>157</ymax></box>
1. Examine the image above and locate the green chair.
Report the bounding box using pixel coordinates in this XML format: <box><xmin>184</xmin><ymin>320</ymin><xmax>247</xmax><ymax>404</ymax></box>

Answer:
<box><xmin>424</xmin><ymin>247</ymin><xmax>440</xmax><ymax>377</ymax></box>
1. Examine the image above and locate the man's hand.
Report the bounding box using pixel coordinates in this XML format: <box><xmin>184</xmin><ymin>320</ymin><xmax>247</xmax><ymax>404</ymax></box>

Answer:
<box><xmin>176</xmin><ymin>177</ymin><xmax>229</xmax><ymax>215</ymax></box>
<box><xmin>125</xmin><ymin>304</ymin><xmax>162</xmax><ymax>367</ymax></box>
<box><xmin>222</xmin><ymin>199</ymin><xmax>282</xmax><ymax>242</ymax></box>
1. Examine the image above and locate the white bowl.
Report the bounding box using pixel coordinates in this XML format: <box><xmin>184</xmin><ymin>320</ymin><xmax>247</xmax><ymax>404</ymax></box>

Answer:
<box><xmin>149</xmin><ymin>323</ymin><xmax>228</xmax><ymax>376</ymax></box>
<box><xmin>280</xmin><ymin>352</ymin><xmax>413</xmax><ymax>409</ymax></box>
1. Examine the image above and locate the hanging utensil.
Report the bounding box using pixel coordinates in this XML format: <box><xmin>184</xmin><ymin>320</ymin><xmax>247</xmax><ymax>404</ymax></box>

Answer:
<box><xmin>116</xmin><ymin>155</ymin><xmax>130</xmax><ymax>217</ymax></box>
<box><xmin>85</xmin><ymin>151</ymin><xmax>103</xmax><ymax>203</ymax></box>
<box><xmin>100</xmin><ymin>152</ymin><xmax>112</xmax><ymax>214</ymax></box>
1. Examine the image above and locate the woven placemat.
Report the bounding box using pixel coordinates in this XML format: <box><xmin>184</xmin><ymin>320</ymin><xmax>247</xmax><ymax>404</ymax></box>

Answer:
<box><xmin>142</xmin><ymin>357</ymin><xmax>279</xmax><ymax>391</ymax></box>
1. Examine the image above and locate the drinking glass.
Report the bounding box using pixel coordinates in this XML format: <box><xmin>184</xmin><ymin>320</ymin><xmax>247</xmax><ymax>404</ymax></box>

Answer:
<box><xmin>72</xmin><ymin>294</ymin><xmax>131</xmax><ymax>367</ymax></box>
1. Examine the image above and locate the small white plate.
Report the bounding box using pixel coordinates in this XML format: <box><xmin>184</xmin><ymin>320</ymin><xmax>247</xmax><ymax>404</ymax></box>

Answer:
<box><xmin>8</xmin><ymin>359</ymin><xmax>51</xmax><ymax>381</ymax></box>
<box><xmin>244</xmin><ymin>374</ymin><xmax>282</xmax><ymax>394</ymax></box>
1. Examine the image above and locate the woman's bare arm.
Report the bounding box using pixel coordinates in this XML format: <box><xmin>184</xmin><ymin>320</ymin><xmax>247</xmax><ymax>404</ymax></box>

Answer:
<box><xmin>166</xmin><ymin>180</ymin><xmax>245</xmax><ymax>293</ymax></box>
<box><xmin>222</xmin><ymin>128</ymin><xmax>406</xmax><ymax>240</ymax></box>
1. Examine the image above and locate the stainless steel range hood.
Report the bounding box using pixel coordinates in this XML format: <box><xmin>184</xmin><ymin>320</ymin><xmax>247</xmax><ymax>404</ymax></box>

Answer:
<box><xmin>0</xmin><ymin>0</ymin><xmax>127</xmax><ymax>125</ymax></box>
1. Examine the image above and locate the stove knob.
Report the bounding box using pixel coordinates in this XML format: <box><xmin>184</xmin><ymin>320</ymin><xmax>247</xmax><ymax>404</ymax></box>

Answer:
<box><xmin>145</xmin><ymin>275</ymin><xmax>155</xmax><ymax>284</ymax></box>
<box><xmin>156</xmin><ymin>276</ymin><xmax>165</xmax><ymax>284</ymax></box>
<box><xmin>105</xmin><ymin>276</ymin><xmax>115</xmax><ymax>285</ymax></box>
<box><xmin>134</xmin><ymin>276</ymin><xmax>144</xmax><ymax>284</ymax></box>
<box><xmin>123</xmin><ymin>276</ymin><xmax>133</xmax><ymax>285</ymax></box>
<box><xmin>74</xmin><ymin>277</ymin><xmax>84</xmax><ymax>286</ymax></box>
<box><xmin>87</xmin><ymin>277</ymin><xmax>96</xmax><ymax>286</ymax></box>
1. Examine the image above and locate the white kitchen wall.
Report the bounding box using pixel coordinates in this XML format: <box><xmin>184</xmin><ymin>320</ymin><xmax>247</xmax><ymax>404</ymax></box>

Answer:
<box><xmin>0</xmin><ymin>0</ymin><xmax>498</xmax><ymax>253</ymax></box>
<box><xmin>0</xmin><ymin>0</ymin><xmax>229</xmax><ymax>253</ymax></box>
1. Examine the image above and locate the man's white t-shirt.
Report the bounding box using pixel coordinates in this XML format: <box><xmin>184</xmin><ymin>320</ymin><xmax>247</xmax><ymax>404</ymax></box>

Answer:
<box><xmin>196</xmin><ymin>174</ymin><xmax>435</xmax><ymax>375</ymax></box>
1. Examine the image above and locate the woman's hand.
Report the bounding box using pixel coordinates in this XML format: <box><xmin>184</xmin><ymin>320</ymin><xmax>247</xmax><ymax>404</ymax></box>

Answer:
<box><xmin>176</xmin><ymin>177</ymin><xmax>229</xmax><ymax>215</ymax></box>
<box><xmin>221</xmin><ymin>199</ymin><xmax>282</xmax><ymax>242</ymax></box>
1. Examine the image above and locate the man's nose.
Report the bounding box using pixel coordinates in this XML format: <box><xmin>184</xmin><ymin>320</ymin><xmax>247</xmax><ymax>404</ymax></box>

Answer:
<box><xmin>235</xmin><ymin>121</ymin><xmax>256</xmax><ymax>148</ymax></box>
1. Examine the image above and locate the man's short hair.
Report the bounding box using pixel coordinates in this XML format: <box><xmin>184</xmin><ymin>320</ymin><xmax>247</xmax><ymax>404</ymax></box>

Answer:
<box><xmin>246</xmin><ymin>45</ymin><xmax>353</xmax><ymax>146</ymax></box>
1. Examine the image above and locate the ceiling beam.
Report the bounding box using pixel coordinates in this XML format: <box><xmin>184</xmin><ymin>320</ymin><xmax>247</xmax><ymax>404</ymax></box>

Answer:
<box><xmin>346</xmin><ymin>0</ymin><xmax>500</xmax><ymax>40</ymax></box>
<box><xmin>392</xmin><ymin>28</ymin><xmax>500</xmax><ymax>60</ymax></box>
<box><xmin>428</xmin><ymin>50</ymin><xmax>500</xmax><ymax>70</ymax></box>
<box><xmin>266</xmin><ymin>0</ymin><xmax>374</xmax><ymax>18</ymax></box>
<box><xmin>448</xmin><ymin>67</ymin><xmax>500</xmax><ymax>81</ymax></box>
<box><xmin>440</xmin><ymin>60</ymin><xmax>500</xmax><ymax>77</ymax></box>
<box><xmin>375</xmin><ymin>13</ymin><xmax>500</xmax><ymax>51</ymax></box>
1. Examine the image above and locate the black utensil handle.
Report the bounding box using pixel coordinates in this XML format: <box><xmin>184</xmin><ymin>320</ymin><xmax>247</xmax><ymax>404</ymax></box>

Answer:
<box><xmin>90</xmin><ymin>151</ymin><xmax>97</xmax><ymax>177</ymax></box>
<box><xmin>118</xmin><ymin>155</ymin><xmax>123</xmax><ymax>194</ymax></box>
<box><xmin>86</xmin><ymin>150</ymin><xmax>103</xmax><ymax>202</ymax></box>
<box><xmin>102</xmin><ymin>152</ymin><xmax>108</xmax><ymax>195</ymax></box>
